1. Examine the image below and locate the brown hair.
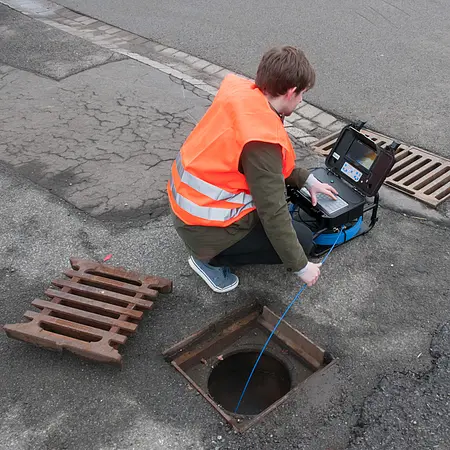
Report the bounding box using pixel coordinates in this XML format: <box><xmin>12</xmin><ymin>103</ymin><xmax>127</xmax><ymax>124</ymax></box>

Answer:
<box><xmin>255</xmin><ymin>46</ymin><xmax>315</xmax><ymax>97</ymax></box>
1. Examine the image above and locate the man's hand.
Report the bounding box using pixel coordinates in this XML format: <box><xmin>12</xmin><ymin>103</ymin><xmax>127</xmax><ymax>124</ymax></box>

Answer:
<box><xmin>295</xmin><ymin>262</ymin><xmax>322</xmax><ymax>287</ymax></box>
<box><xmin>305</xmin><ymin>174</ymin><xmax>338</xmax><ymax>206</ymax></box>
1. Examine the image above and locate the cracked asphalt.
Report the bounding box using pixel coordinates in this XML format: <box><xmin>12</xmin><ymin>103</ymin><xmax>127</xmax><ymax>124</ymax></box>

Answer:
<box><xmin>0</xmin><ymin>5</ymin><xmax>449</xmax><ymax>450</ymax></box>
<box><xmin>56</xmin><ymin>0</ymin><xmax>450</xmax><ymax>157</ymax></box>
<box><xmin>0</xmin><ymin>60</ymin><xmax>209</xmax><ymax>221</ymax></box>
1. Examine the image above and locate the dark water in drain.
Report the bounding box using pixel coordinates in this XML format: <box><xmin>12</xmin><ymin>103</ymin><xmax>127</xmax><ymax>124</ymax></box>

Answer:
<box><xmin>207</xmin><ymin>351</ymin><xmax>291</xmax><ymax>415</ymax></box>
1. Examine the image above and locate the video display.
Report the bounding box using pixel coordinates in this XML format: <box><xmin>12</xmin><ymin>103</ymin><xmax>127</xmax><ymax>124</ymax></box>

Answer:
<box><xmin>347</xmin><ymin>139</ymin><xmax>377</xmax><ymax>171</ymax></box>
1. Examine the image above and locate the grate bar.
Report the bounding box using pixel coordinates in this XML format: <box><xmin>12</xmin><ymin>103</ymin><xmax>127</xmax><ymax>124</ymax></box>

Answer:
<box><xmin>422</xmin><ymin>171</ymin><xmax>450</xmax><ymax>194</ymax></box>
<box><xmin>23</xmin><ymin>311</ymin><xmax>127</xmax><ymax>344</ymax></box>
<box><xmin>390</xmin><ymin>157</ymin><xmax>428</xmax><ymax>182</ymax></box>
<box><xmin>388</xmin><ymin>153</ymin><xmax>420</xmax><ymax>176</ymax></box>
<box><xmin>63</xmin><ymin>270</ymin><xmax>160</xmax><ymax>298</ymax></box>
<box><xmin>51</xmin><ymin>279</ymin><xmax>154</xmax><ymax>310</ymax></box>
<box><xmin>45</xmin><ymin>289</ymin><xmax>143</xmax><ymax>320</ymax></box>
<box><xmin>70</xmin><ymin>257</ymin><xmax>173</xmax><ymax>294</ymax></box>
<box><xmin>31</xmin><ymin>299</ymin><xmax>138</xmax><ymax>332</ymax></box>
<box><xmin>401</xmin><ymin>161</ymin><xmax>440</xmax><ymax>187</ymax></box>
<box><xmin>411</xmin><ymin>165</ymin><xmax>448</xmax><ymax>190</ymax></box>
<box><xmin>394</xmin><ymin>148</ymin><xmax>412</xmax><ymax>162</ymax></box>
<box><xmin>434</xmin><ymin>185</ymin><xmax>450</xmax><ymax>201</ymax></box>
<box><xmin>109</xmin><ymin>294</ymin><xmax>143</xmax><ymax>336</ymax></box>
<box><xmin>45</xmin><ymin>288</ymin><xmax>143</xmax><ymax>319</ymax></box>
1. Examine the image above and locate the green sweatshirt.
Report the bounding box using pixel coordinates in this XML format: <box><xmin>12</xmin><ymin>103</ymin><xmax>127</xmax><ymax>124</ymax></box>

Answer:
<box><xmin>172</xmin><ymin>141</ymin><xmax>310</xmax><ymax>272</ymax></box>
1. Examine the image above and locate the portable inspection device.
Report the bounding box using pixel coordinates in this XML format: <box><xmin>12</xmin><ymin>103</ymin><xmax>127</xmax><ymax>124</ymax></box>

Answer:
<box><xmin>287</xmin><ymin>121</ymin><xmax>398</xmax><ymax>256</ymax></box>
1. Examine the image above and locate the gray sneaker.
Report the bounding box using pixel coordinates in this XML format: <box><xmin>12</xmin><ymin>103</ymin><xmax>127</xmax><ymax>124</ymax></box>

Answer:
<box><xmin>188</xmin><ymin>256</ymin><xmax>239</xmax><ymax>293</ymax></box>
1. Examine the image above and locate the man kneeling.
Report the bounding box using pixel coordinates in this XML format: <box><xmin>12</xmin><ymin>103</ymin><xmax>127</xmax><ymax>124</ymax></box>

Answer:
<box><xmin>167</xmin><ymin>46</ymin><xmax>337</xmax><ymax>293</ymax></box>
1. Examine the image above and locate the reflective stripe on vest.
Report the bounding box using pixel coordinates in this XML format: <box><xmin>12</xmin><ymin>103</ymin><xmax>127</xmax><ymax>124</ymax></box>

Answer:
<box><xmin>169</xmin><ymin>178</ymin><xmax>255</xmax><ymax>222</ymax></box>
<box><xmin>175</xmin><ymin>154</ymin><xmax>253</xmax><ymax>205</ymax></box>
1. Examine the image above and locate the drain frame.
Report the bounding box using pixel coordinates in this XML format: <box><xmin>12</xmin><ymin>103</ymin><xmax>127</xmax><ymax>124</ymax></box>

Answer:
<box><xmin>163</xmin><ymin>303</ymin><xmax>337</xmax><ymax>432</ymax></box>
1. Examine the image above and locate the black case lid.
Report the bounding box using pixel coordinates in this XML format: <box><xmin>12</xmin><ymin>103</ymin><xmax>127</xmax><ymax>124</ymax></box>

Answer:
<box><xmin>324</xmin><ymin>126</ymin><xmax>396</xmax><ymax>197</ymax></box>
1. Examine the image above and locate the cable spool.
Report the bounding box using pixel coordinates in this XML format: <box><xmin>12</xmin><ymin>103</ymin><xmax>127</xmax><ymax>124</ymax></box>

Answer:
<box><xmin>313</xmin><ymin>216</ymin><xmax>363</xmax><ymax>247</ymax></box>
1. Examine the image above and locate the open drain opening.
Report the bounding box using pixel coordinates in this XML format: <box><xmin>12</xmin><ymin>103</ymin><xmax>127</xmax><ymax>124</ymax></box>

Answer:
<box><xmin>207</xmin><ymin>351</ymin><xmax>291</xmax><ymax>416</ymax></box>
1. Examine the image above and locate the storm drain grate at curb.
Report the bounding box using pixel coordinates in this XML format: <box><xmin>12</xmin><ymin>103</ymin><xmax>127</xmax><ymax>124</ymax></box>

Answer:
<box><xmin>312</xmin><ymin>129</ymin><xmax>450</xmax><ymax>207</ymax></box>
<box><xmin>312</xmin><ymin>129</ymin><xmax>408</xmax><ymax>157</ymax></box>
<box><xmin>3</xmin><ymin>258</ymin><xmax>172</xmax><ymax>365</ymax></box>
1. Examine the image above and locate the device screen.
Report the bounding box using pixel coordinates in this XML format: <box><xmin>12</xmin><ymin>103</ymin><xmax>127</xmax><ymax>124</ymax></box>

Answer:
<box><xmin>347</xmin><ymin>139</ymin><xmax>377</xmax><ymax>171</ymax></box>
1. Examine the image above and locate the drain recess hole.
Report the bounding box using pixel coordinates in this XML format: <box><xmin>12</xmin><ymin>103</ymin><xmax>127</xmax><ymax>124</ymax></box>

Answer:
<box><xmin>207</xmin><ymin>351</ymin><xmax>291</xmax><ymax>416</ymax></box>
<box><xmin>40</xmin><ymin>322</ymin><xmax>102</xmax><ymax>342</ymax></box>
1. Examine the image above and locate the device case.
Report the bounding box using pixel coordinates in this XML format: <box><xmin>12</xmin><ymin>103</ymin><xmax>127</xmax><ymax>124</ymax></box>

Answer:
<box><xmin>287</xmin><ymin>122</ymin><xmax>399</xmax><ymax>243</ymax></box>
<box><xmin>324</xmin><ymin>126</ymin><xmax>396</xmax><ymax>197</ymax></box>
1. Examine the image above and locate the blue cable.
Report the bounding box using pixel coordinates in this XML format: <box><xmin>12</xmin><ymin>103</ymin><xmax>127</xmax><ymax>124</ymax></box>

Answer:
<box><xmin>233</xmin><ymin>226</ymin><xmax>344</xmax><ymax>414</ymax></box>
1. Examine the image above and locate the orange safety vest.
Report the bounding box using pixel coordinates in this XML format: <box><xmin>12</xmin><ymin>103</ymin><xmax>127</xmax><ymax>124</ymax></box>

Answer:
<box><xmin>167</xmin><ymin>74</ymin><xmax>296</xmax><ymax>227</ymax></box>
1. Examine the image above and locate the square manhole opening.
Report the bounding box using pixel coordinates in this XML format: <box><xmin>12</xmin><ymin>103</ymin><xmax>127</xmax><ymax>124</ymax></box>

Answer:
<box><xmin>163</xmin><ymin>303</ymin><xmax>336</xmax><ymax>432</ymax></box>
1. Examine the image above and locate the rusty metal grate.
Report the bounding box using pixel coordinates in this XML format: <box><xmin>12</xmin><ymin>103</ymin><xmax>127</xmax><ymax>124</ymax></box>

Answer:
<box><xmin>3</xmin><ymin>258</ymin><xmax>172</xmax><ymax>365</ymax></box>
<box><xmin>385</xmin><ymin>147</ymin><xmax>450</xmax><ymax>207</ymax></box>
<box><xmin>312</xmin><ymin>128</ymin><xmax>409</xmax><ymax>157</ymax></box>
<box><xmin>312</xmin><ymin>129</ymin><xmax>450</xmax><ymax>207</ymax></box>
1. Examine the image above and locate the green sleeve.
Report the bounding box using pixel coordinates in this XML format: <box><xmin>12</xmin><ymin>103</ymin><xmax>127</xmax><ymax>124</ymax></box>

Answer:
<box><xmin>285</xmin><ymin>167</ymin><xmax>310</xmax><ymax>188</ymax></box>
<box><xmin>240</xmin><ymin>142</ymin><xmax>308</xmax><ymax>272</ymax></box>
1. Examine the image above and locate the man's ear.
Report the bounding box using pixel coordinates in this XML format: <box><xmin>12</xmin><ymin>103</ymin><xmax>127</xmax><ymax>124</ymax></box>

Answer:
<box><xmin>286</xmin><ymin>87</ymin><xmax>297</xmax><ymax>99</ymax></box>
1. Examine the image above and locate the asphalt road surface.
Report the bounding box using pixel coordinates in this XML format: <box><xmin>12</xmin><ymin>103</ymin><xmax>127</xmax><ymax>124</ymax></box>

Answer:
<box><xmin>1</xmin><ymin>5</ymin><xmax>450</xmax><ymax>449</ymax></box>
<box><xmin>56</xmin><ymin>0</ymin><xmax>450</xmax><ymax>156</ymax></box>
